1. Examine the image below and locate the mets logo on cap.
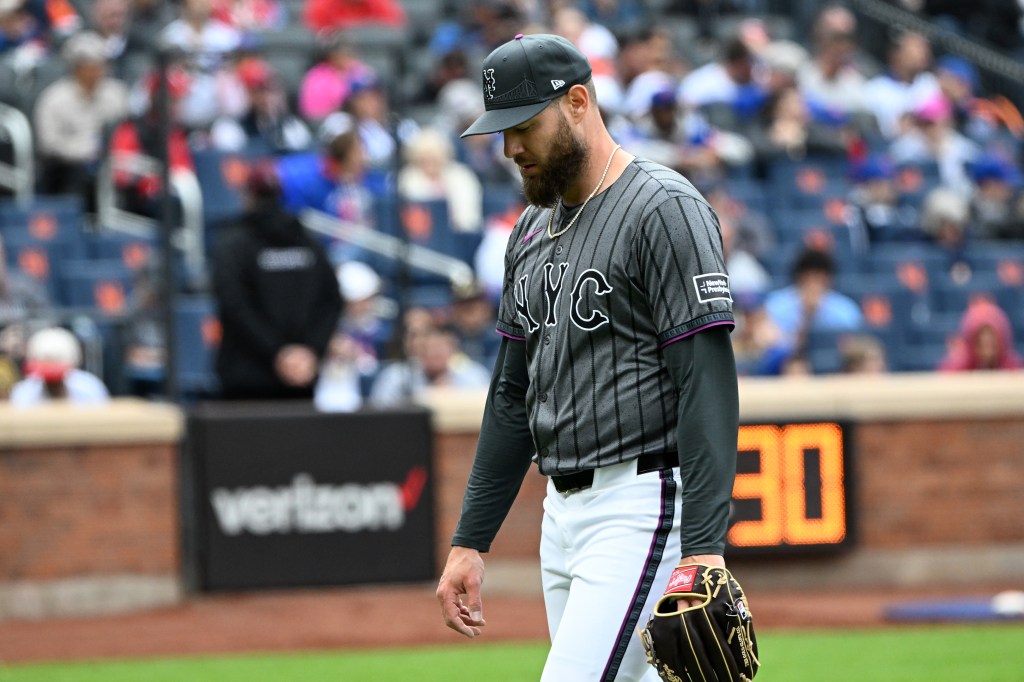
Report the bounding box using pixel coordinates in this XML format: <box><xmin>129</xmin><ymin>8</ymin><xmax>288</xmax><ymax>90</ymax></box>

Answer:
<box><xmin>483</xmin><ymin>68</ymin><xmax>496</xmax><ymax>101</ymax></box>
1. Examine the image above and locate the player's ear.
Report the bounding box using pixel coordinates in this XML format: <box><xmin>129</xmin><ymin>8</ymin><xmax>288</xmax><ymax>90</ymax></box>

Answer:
<box><xmin>565</xmin><ymin>83</ymin><xmax>590</xmax><ymax>121</ymax></box>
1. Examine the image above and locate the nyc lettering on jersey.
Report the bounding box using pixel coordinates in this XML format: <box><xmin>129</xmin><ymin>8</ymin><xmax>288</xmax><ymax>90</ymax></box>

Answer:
<box><xmin>514</xmin><ymin>263</ymin><xmax>614</xmax><ymax>333</ymax></box>
<box><xmin>211</xmin><ymin>470</ymin><xmax>426</xmax><ymax>535</ymax></box>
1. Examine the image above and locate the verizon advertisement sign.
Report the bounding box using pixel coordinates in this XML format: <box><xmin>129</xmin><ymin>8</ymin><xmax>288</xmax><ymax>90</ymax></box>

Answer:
<box><xmin>211</xmin><ymin>470</ymin><xmax>428</xmax><ymax>535</ymax></box>
<box><xmin>183</xmin><ymin>404</ymin><xmax>435</xmax><ymax>591</ymax></box>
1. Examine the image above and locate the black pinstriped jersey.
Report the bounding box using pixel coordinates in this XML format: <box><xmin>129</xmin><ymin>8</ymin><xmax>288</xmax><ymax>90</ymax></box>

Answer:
<box><xmin>496</xmin><ymin>158</ymin><xmax>734</xmax><ymax>476</ymax></box>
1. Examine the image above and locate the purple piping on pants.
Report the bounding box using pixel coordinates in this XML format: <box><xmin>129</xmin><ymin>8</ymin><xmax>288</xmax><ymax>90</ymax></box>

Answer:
<box><xmin>600</xmin><ymin>470</ymin><xmax>675</xmax><ymax>681</ymax></box>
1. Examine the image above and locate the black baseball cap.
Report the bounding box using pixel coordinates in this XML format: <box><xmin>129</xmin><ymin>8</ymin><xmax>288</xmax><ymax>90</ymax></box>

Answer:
<box><xmin>460</xmin><ymin>33</ymin><xmax>592</xmax><ymax>137</ymax></box>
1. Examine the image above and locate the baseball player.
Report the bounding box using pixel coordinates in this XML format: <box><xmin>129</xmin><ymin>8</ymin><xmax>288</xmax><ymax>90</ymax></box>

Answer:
<box><xmin>436</xmin><ymin>34</ymin><xmax>740</xmax><ymax>681</ymax></box>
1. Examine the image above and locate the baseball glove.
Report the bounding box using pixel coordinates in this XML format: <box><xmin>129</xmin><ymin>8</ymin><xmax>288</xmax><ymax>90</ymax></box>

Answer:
<box><xmin>639</xmin><ymin>563</ymin><xmax>759</xmax><ymax>682</ymax></box>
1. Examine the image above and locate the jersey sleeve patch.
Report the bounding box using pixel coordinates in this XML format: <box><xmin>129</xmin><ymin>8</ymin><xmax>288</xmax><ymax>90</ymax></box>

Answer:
<box><xmin>693</xmin><ymin>273</ymin><xmax>732</xmax><ymax>304</ymax></box>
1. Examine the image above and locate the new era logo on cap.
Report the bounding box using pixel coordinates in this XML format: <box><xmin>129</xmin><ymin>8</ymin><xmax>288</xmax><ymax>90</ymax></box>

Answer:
<box><xmin>461</xmin><ymin>33</ymin><xmax>593</xmax><ymax>137</ymax></box>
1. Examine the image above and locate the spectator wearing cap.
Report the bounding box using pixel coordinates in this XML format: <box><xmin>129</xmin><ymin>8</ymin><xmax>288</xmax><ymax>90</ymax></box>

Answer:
<box><xmin>313</xmin><ymin>260</ymin><xmax>391</xmax><ymax>411</ymax></box>
<box><xmin>210</xmin><ymin>56</ymin><xmax>312</xmax><ymax>153</ymax></box>
<box><xmin>889</xmin><ymin>93</ymin><xmax>980</xmax><ymax>196</ymax></box>
<box><xmin>33</xmin><ymin>30</ymin><xmax>128</xmax><ymax>201</ymax></box>
<box><xmin>845</xmin><ymin>154</ymin><xmax>920</xmax><ymax>249</ymax></box>
<box><xmin>969</xmin><ymin>154</ymin><xmax>1024</xmax><ymax>241</ymax></box>
<box><xmin>211</xmin><ymin>163</ymin><xmax>343</xmax><ymax>400</ymax></box>
<box><xmin>298</xmin><ymin>32</ymin><xmax>374</xmax><ymax>124</ymax></box>
<box><xmin>934</xmin><ymin>55</ymin><xmax>1024</xmax><ymax>144</ymax></box>
<box><xmin>763</xmin><ymin>246</ymin><xmax>864</xmax><ymax>359</ymax></box>
<box><xmin>398</xmin><ymin>127</ymin><xmax>482</xmax><ymax>234</ymax></box>
<box><xmin>9</xmin><ymin>327</ymin><xmax>110</xmax><ymax>406</ymax></box>
<box><xmin>919</xmin><ymin>186</ymin><xmax>974</xmax><ymax>280</ymax></box>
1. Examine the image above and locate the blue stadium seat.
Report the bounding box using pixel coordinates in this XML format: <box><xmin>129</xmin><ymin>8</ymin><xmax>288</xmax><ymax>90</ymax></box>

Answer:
<box><xmin>0</xmin><ymin>196</ymin><xmax>88</xmax><ymax>259</ymax></box>
<box><xmin>806</xmin><ymin>329</ymin><xmax>846</xmax><ymax>374</ymax></box>
<box><xmin>892</xmin><ymin>342</ymin><xmax>950</xmax><ymax>372</ymax></box>
<box><xmin>191</xmin><ymin>149</ymin><xmax>271</xmax><ymax>227</ymax></box>
<box><xmin>174</xmin><ymin>295</ymin><xmax>221</xmax><ymax>398</ymax></box>
<box><xmin>58</xmin><ymin>258</ymin><xmax>135</xmax><ymax>313</ymax></box>
<box><xmin>834</xmin><ymin>273</ymin><xmax>919</xmax><ymax>343</ymax></box>
<box><xmin>766</xmin><ymin>155</ymin><xmax>851</xmax><ymax>211</ymax></box>
<box><xmin>930</xmin><ymin>272</ymin><xmax>1020</xmax><ymax>318</ymax></box>
<box><xmin>85</xmin><ymin>232</ymin><xmax>157</xmax><ymax>274</ymax></box>
<box><xmin>1</xmin><ymin>231</ymin><xmax>72</xmax><ymax>302</ymax></box>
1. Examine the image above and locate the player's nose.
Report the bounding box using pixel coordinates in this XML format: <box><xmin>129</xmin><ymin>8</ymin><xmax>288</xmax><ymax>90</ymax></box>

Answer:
<box><xmin>502</xmin><ymin>132</ymin><xmax>523</xmax><ymax>159</ymax></box>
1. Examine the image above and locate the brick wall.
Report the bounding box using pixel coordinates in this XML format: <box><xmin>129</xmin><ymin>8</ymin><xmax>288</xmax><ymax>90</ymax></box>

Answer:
<box><xmin>856</xmin><ymin>419</ymin><xmax>1024</xmax><ymax>547</ymax></box>
<box><xmin>0</xmin><ymin>444</ymin><xmax>179</xmax><ymax>581</ymax></box>
<box><xmin>434</xmin><ymin>418</ymin><xmax>1024</xmax><ymax>567</ymax></box>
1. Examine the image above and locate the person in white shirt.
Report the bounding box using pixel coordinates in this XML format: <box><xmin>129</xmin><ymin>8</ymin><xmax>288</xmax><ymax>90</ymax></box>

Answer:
<box><xmin>9</xmin><ymin>327</ymin><xmax>110</xmax><ymax>406</ymax></box>
<box><xmin>863</xmin><ymin>31</ymin><xmax>941</xmax><ymax>139</ymax></box>
<box><xmin>160</xmin><ymin>0</ymin><xmax>243</xmax><ymax>129</ymax></box>
<box><xmin>33</xmin><ymin>30</ymin><xmax>129</xmax><ymax>198</ymax></box>
<box><xmin>677</xmin><ymin>36</ymin><xmax>757</xmax><ymax>110</ymax></box>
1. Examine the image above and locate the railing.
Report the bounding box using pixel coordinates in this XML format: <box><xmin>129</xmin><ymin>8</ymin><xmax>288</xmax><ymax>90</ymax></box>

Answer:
<box><xmin>299</xmin><ymin>208</ymin><xmax>476</xmax><ymax>289</ymax></box>
<box><xmin>95</xmin><ymin>151</ymin><xmax>206</xmax><ymax>273</ymax></box>
<box><xmin>0</xmin><ymin>101</ymin><xmax>34</xmax><ymax>205</ymax></box>
<box><xmin>847</xmin><ymin>0</ymin><xmax>1024</xmax><ymax>98</ymax></box>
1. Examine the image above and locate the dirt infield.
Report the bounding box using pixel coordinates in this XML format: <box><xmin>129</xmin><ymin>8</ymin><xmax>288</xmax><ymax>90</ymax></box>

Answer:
<box><xmin>1</xmin><ymin>576</ymin><xmax>1011</xmax><ymax>665</ymax></box>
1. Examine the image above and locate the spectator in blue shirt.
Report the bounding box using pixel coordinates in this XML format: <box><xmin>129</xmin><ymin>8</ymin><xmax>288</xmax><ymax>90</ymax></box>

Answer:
<box><xmin>764</xmin><ymin>246</ymin><xmax>863</xmax><ymax>357</ymax></box>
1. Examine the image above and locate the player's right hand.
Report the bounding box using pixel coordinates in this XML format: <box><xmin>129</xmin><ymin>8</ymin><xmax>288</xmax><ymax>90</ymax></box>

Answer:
<box><xmin>436</xmin><ymin>546</ymin><xmax>487</xmax><ymax>638</ymax></box>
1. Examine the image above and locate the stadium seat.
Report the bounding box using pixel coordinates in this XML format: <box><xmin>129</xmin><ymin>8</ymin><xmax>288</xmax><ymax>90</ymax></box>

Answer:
<box><xmin>1</xmin><ymin>231</ymin><xmax>72</xmax><ymax>302</ymax></box>
<box><xmin>929</xmin><ymin>271</ymin><xmax>1020</xmax><ymax>318</ymax></box>
<box><xmin>766</xmin><ymin>155</ymin><xmax>850</xmax><ymax>211</ymax></box>
<box><xmin>0</xmin><ymin>195</ymin><xmax>88</xmax><ymax>259</ymax></box>
<box><xmin>86</xmin><ymin>232</ymin><xmax>157</xmax><ymax>274</ymax></box>
<box><xmin>58</xmin><ymin>258</ymin><xmax>135</xmax><ymax>314</ymax></box>
<box><xmin>174</xmin><ymin>295</ymin><xmax>221</xmax><ymax>399</ymax></box>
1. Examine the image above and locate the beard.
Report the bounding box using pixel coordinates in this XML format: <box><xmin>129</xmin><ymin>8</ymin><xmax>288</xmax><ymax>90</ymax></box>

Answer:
<box><xmin>519</xmin><ymin>112</ymin><xmax>589</xmax><ymax>207</ymax></box>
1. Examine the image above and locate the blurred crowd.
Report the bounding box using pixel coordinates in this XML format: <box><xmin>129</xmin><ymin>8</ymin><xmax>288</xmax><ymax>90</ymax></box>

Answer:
<box><xmin>1</xmin><ymin>0</ymin><xmax>1024</xmax><ymax>407</ymax></box>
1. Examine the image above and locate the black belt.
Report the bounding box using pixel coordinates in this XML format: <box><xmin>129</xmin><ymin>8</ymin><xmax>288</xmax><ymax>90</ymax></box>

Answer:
<box><xmin>550</xmin><ymin>451</ymin><xmax>676</xmax><ymax>494</ymax></box>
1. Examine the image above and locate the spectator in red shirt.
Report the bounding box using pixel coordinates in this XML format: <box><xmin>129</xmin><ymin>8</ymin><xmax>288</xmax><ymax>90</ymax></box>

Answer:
<box><xmin>109</xmin><ymin>66</ymin><xmax>194</xmax><ymax>217</ymax></box>
<box><xmin>302</xmin><ymin>0</ymin><xmax>405</xmax><ymax>33</ymax></box>
<box><xmin>938</xmin><ymin>299</ymin><xmax>1023</xmax><ymax>372</ymax></box>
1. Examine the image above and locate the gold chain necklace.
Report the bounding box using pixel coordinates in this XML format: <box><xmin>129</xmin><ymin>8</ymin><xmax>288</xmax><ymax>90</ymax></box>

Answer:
<box><xmin>547</xmin><ymin>144</ymin><xmax>621</xmax><ymax>239</ymax></box>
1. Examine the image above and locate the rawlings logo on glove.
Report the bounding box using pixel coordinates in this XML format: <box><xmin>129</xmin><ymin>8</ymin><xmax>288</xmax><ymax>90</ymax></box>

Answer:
<box><xmin>639</xmin><ymin>564</ymin><xmax>760</xmax><ymax>682</ymax></box>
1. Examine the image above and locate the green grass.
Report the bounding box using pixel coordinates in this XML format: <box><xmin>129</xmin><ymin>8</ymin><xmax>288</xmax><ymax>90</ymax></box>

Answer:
<box><xmin>2</xmin><ymin>624</ymin><xmax>1024</xmax><ymax>681</ymax></box>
